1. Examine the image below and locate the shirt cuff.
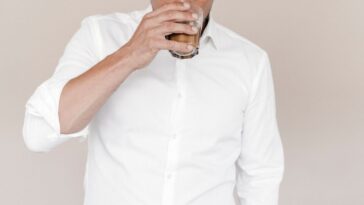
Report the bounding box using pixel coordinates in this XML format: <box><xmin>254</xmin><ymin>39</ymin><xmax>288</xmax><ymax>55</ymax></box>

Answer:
<box><xmin>25</xmin><ymin>77</ymin><xmax>90</xmax><ymax>140</ymax></box>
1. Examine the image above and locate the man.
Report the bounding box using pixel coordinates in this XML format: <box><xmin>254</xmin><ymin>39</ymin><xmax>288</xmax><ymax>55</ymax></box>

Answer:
<box><xmin>23</xmin><ymin>0</ymin><xmax>285</xmax><ymax>204</ymax></box>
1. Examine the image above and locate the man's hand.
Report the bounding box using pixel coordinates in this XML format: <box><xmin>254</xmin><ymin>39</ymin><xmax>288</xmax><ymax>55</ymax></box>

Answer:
<box><xmin>121</xmin><ymin>1</ymin><xmax>199</xmax><ymax>70</ymax></box>
<box><xmin>56</xmin><ymin>1</ymin><xmax>199</xmax><ymax>135</ymax></box>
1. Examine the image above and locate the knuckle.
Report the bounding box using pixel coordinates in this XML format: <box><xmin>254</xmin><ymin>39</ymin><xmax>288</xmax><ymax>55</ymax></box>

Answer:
<box><xmin>142</xmin><ymin>13</ymin><xmax>150</xmax><ymax>20</ymax></box>
<box><xmin>184</xmin><ymin>24</ymin><xmax>192</xmax><ymax>32</ymax></box>
<box><xmin>172</xmin><ymin>2</ymin><xmax>181</xmax><ymax>7</ymax></box>
<box><xmin>147</xmin><ymin>39</ymin><xmax>154</xmax><ymax>49</ymax></box>
<box><xmin>184</xmin><ymin>12</ymin><xmax>192</xmax><ymax>19</ymax></box>
<box><xmin>145</xmin><ymin>28</ymin><xmax>155</xmax><ymax>36</ymax></box>
<box><xmin>139</xmin><ymin>20</ymin><xmax>147</xmax><ymax>29</ymax></box>
<box><xmin>164</xmin><ymin>4</ymin><xmax>173</xmax><ymax>10</ymax></box>
<box><xmin>181</xmin><ymin>23</ymin><xmax>189</xmax><ymax>31</ymax></box>
<box><xmin>165</xmin><ymin>22</ymin><xmax>174</xmax><ymax>30</ymax></box>
<box><xmin>166</xmin><ymin>3</ymin><xmax>179</xmax><ymax>10</ymax></box>
<box><xmin>146</xmin><ymin>29</ymin><xmax>153</xmax><ymax>37</ymax></box>
<box><xmin>175</xmin><ymin>11</ymin><xmax>184</xmax><ymax>19</ymax></box>
<box><xmin>176</xmin><ymin>2</ymin><xmax>186</xmax><ymax>10</ymax></box>
<box><xmin>142</xmin><ymin>16</ymin><xmax>152</xmax><ymax>25</ymax></box>
<box><xmin>160</xmin><ymin>3</ymin><xmax>170</xmax><ymax>10</ymax></box>
<box><xmin>166</xmin><ymin>11</ymin><xmax>175</xmax><ymax>19</ymax></box>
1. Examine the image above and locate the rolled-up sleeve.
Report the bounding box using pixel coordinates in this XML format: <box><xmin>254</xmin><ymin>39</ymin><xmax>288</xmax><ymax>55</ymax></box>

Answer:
<box><xmin>22</xmin><ymin>16</ymin><xmax>100</xmax><ymax>152</ymax></box>
<box><xmin>236</xmin><ymin>52</ymin><xmax>285</xmax><ymax>205</ymax></box>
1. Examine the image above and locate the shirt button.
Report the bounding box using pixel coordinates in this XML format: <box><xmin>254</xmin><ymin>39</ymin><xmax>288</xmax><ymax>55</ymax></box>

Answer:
<box><xmin>166</xmin><ymin>172</ymin><xmax>173</xmax><ymax>179</ymax></box>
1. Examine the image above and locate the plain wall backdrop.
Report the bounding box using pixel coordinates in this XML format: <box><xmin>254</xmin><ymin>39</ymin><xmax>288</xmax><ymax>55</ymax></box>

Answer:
<box><xmin>1</xmin><ymin>0</ymin><xmax>363</xmax><ymax>204</ymax></box>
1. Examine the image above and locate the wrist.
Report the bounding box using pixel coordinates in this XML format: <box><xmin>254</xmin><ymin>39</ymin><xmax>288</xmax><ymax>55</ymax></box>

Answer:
<box><xmin>111</xmin><ymin>43</ymin><xmax>138</xmax><ymax>73</ymax></box>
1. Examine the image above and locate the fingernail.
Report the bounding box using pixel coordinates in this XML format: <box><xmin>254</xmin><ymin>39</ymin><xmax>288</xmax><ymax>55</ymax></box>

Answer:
<box><xmin>183</xmin><ymin>2</ymin><xmax>190</xmax><ymax>8</ymax></box>
<box><xmin>192</xmin><ymin>13</ymin><xmax>198</xmax><ymax>19</ymax></box>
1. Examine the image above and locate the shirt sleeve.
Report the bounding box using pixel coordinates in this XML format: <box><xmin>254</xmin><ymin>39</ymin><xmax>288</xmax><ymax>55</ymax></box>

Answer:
<box><xmin>22</xmin><ymin>16</ymin><xmax>100</xmax><ymax>153</ymax></box>
<box><xmin>236</xmin><ymin>51</ymin><xmax>285</xmax><ymax>205</ymax></box>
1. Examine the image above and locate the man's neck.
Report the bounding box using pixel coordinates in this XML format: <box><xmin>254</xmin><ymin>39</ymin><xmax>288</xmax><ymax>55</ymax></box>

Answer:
<box><xmin>200</xmin><ymin>14</ymin><xmax>210</xmax><ymax>37</ymax></box>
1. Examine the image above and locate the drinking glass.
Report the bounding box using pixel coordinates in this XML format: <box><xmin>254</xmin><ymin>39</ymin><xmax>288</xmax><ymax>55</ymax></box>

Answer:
<box><xmin>165</xmin><ymin>4</ymin><xmax>204</xmax><ymax>59</ymax></box>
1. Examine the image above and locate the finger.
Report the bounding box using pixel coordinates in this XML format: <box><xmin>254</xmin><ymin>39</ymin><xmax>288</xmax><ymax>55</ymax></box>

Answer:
<box><xmin>152</xmin><ymin>22</ymin><xmax>199</xmax><ymax>36</ymax></box>
<box><xmin>141</xmin><ymin>2</ymin><xmax>194</xmax><ymax>30</ymax></box>
<box><xmin>155</xmin><ymin>10</ymin><xmax>198</xmax><ymax>24</ymax></box>
<box><xmin>146</xmin><ymin>1</ymin><xmax>191</xmax><ymax>18</ymax></box>
<box><xmin>153</xmin><ymin>39</ymin><xmax>195</xmax><ymax>53</ymax></box>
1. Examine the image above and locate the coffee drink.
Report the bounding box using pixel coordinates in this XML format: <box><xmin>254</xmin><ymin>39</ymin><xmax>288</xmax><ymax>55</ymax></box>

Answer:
<box><xmin>166</xmin><ymin>5</ymin><xmax>204</xmax><ymax>59</ymax></box>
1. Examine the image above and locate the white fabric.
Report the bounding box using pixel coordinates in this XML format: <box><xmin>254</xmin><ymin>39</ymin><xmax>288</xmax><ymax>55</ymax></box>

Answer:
<box><xmin>23</xmin><ymin>3</ymin><xmax>284</xmax><ymax>205</ymax></box>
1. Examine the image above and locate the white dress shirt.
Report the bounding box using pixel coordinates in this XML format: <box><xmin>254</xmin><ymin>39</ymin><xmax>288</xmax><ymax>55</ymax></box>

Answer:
<box><xmin>23</xmin><ymin>3</ymin><xmax>284</xmax><ymax>205</ymax></box>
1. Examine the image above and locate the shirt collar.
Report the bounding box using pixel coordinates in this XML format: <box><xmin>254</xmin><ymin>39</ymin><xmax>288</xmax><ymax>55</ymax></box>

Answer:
<box><xmin>138</xmin><ymin>3</ymin><xmax>220</xmax><ymax>50</ymax></box>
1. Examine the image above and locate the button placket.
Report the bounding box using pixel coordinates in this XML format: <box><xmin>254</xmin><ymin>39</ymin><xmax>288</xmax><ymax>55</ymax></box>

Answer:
<box><xmin>166</xmin><ymin>172</ymin><xmax>173</xmax><ymax>179</ymax></box>
<box><xmin>161</xmin><ymin>59</ymin><xmax>186</xmax><ymax>205</ymax></box>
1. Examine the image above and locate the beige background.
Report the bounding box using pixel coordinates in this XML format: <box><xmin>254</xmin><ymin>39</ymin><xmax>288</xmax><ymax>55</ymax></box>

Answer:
<box><xmin>1</xmin><ymin>0</ymin><xmax>363</xmax><ymax>204</ymax></box>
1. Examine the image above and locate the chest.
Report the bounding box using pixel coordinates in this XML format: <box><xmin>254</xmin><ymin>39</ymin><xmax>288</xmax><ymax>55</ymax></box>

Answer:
<box><xmin>93</xmin><ymin>47</ymin><xmax>251</xmax><ymax>139</ymax></box>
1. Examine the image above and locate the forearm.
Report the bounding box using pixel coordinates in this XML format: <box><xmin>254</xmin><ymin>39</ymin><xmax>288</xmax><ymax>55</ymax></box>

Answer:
<box><xmin>59</xmin><ymin>46</ymin><xmax>136</xmax><ymax>134</ymax></box>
